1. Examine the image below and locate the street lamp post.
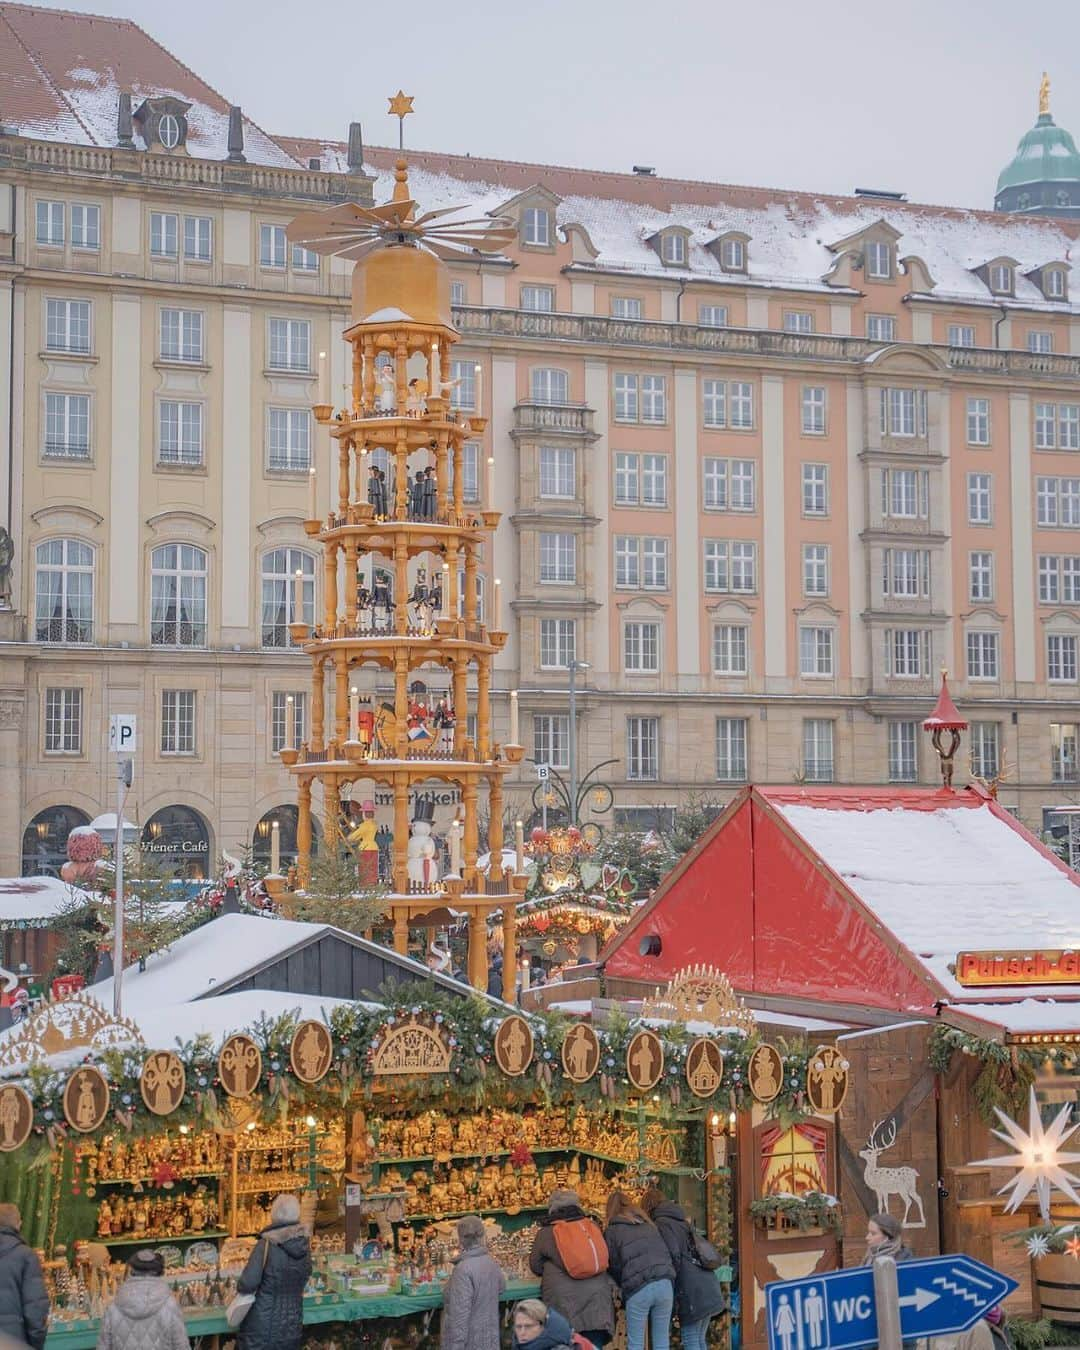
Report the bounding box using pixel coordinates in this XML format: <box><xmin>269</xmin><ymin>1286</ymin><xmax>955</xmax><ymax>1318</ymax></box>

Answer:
<box><xmin>567</xmin><ymin>660</ymin><xmax>590</xmax><ymax>825</ymax></box>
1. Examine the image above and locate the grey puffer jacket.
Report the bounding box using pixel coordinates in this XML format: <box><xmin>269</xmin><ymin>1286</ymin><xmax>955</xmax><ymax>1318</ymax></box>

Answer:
<box><xmin>437</xmin><ymin>1236</ymin><xmax>507</xmax><ymax>1350</ymax></box>
<box><xmin>529</xmin><ymin>1206</ymin><xmax>616</xmax><ymax>1335</ymax></box>
<box><xmin>650</xmin><ymin>1201</ymin><xmax>726</xmax><ymax>1323</ymax></box>
<box><xmin>440</xmin><ymin>1244</ymin><xmax>506</xmax><ymax>1350</ymax></box>
<box><xmin>236</xmin><ymin>1222</ymin><xmax>312</xmax><ymax>1350</ymax></box>
<box><xmin>96</xmin><ymin>1276</ymin><xmax>190</xmax><ymax>1350</ymax></box>
<box><xmin>0</xmin><ymin>1226</ymin><xmax>49</xmax><ymax>1350</ymax></box>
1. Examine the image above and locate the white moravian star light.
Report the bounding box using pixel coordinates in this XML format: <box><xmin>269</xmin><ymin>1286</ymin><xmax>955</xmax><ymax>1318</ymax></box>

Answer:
<box><xmin>973</xmin><ymin>1086</ymin><xmax>1080</xmax><ymax>1223</ymax></box>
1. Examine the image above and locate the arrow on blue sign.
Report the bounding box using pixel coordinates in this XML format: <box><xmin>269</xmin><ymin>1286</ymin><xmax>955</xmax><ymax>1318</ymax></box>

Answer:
<box><xmin>765</xmin><ymin>1254</ymin><xmax>1017</xmax><ymax>1350</ymax></box>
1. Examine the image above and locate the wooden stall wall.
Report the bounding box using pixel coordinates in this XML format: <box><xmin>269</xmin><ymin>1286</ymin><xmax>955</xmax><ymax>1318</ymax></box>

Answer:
<box><xmin>837</xmin><ymin>1025</ymin><xmax>940</xmax><ymax>1264</ymax></box>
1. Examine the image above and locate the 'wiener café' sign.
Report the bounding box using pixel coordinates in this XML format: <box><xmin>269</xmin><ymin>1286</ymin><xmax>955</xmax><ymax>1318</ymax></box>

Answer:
<box><xmin>956</xmin><ymin>949</ymin><xmax>1080</xmax><ymax>986</ymax></box>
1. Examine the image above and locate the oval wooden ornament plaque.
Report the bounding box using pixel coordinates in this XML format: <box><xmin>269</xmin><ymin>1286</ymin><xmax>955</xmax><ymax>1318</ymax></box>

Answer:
<box><xmin>218</xmin><ymin>1034</ymin><xmax>262</xmax><ymax>1099</ymax></box>
<box><xmin>626</xmin><ymin>1030</ymin><xmax>664</xmax><ymax>1092</ymax></box>
<box><xmin>63</xmin><ymin>1066</ymin><xmax>110</xmax><ymax>1133</ymax></box>
<box><xmin>493</xmin><ymin>1015</ymin><xmax>534</xmax><ymax>1077</ymax></box>
<box><xmin>0</xmin><ymin>1084</ymin><xmax>33</xmax><ymax>1151</ymax></box>
<box><xmin>140</xmin><ymin>1051</ymin><xmax>186</xmax><ymax>1116</ymax></box>
<box><xmin>290</xmin><ymin>1021</ymin><xmax>333</xmax><ymax>1085</ymax></box>
<box><xmin>561</xmin><ymin>1024</ymin><xmax>601</xmax><ymax>1083</ymax></box>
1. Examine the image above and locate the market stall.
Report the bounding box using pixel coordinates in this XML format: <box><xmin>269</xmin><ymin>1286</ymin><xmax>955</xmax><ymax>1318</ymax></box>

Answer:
<box><xmin>0</xmin><ymin>909</ymin><xmax>840</xmax><ymax>1348</ymax></box>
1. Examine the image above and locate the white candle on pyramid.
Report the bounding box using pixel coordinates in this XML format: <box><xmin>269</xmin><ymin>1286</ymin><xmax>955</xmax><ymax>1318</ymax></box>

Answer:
<box><xmin>285</xmin><ymin>695</ymin><xmax>296</xmax><ymax>751</ymax></box>
<box><xmin>318</xmin><ymin>350</ymin><xmax>328</xmax><ymax>406</ymax></box>
<box><xmin>431</xmin><ymin>341</ymin><xmax>441</xmax><ymax>393</ymax></box>
<box><xmin>486</xmin><ymin>455</ymin><xmax>495</xmax><ymax>505</ymax></box>
<box><xmin>308</xmin><ymin>465</ymin><xmax>318</xmax><ymax>519</ymax></box>
<box><xmin>493</xmin><ymin>577</ymin><xmax>502</xmax><ymax>630</ymax></box>
<box><xmin>270</xmin><ymin>820</ymin><xmax>280</xmax><ymax>875</ymax></box>
<box><xmin>349</xmin><ymin>686</ymin><xmax>359</xmax><ymax>738</ymax></box>
<box><xmin>515</xmin><ymin>818</ymin><xmax>524</xmax><ymax>874</ymax></box>
<box><xmin>293</xmin><ymin>569</ymin><xmax>304</xmax><ymax>624</ymax></box>
<box><xmin>474</xmin><ymin>363</ymin><xmax>483</xmax><ymax>413</ymax></box>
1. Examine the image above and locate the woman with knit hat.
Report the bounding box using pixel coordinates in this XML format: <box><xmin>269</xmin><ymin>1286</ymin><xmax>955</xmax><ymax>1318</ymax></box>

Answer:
<box><xmin>96</xmin><ymin>1249</ymin><xmax>189</xmax><ymax>1350</ymax></box>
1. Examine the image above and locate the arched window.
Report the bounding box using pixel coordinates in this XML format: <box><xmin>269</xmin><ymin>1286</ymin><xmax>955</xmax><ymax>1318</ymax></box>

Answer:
<box><xmin>530</xmin><ymin>368</ymin><xmax>569</xmax><ymax>405</ymax></box>
<box><xmin>150</xmin><ymin>544</ymin><xmax>207</xmax><ymax>647</ymax></box>
<box><xmin>21</xmin><ymin>804</ymin><xmax>91</xmax><ymax>876</ymax></box>
<box><xmin>142</xmin><ymin>804</ymin><xmax>211</xmax><ymax>880</ymax></box>
<box><xmin>35</xmin><ymin>539</ymin><xmax>94</xmax><ymax>644</ymax></box>
<box><xmin>252</xmin><ymin>805</ymin><xmax>318</xmax><ymax>868</ymax></box>
<box><xmin>261</xmin><ymin>548</ymin><xmax>316</xmax><ymax>647</ymax></box>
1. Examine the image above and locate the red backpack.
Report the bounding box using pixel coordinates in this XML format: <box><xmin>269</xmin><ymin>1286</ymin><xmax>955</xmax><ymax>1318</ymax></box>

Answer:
<box><xmin>552</xmin><ymin>1218</ymin><xmax>609</xmax><ymax>1279</ymax></box>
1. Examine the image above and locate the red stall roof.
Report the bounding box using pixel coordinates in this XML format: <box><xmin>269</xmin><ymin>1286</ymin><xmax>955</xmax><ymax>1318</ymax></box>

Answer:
<box><xmin>601</xmin><ymin>785</ymin><xmax>1080</xmax><ymax>1021</ymax></box>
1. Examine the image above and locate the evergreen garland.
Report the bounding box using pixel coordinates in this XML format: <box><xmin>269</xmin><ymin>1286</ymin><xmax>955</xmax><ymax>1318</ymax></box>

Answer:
<box><xmin>927</xmin><ymin>1024</ymin><xmax>1043</xmax><ymax>1121</ymax></box>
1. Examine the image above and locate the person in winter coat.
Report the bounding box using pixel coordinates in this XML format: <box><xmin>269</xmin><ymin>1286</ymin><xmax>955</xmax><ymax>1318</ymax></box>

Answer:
<box><xmin>642</xmin><ymin>1189</ymin><xmax>725</xmax><ymax>1350</ymax></box>
<box><xmin>441</xmin><ymin>1216</ymin><xmax>506</xmax><ymax>1350</ymax></box>
<box><xmin>603</xmin><ymin>1190</ymin><xmax>675</xmax><ymax>1350</ymax></box>
<box><xmin>512</xmin><ymin>1298</ymin><xmax>575</xmax><ymax>1350</ymax></box>
<box><xmin>236</xmin><ymin>1193</ymin><xmax>312</xmax><ymax>1350</ymax></box>
<box><xmin>862</xmin><ymin>1213</ymin><xmax>915</xmax><ymax>1265</ymax></box>
<box><xmin>0</xmin><ymin>1203</ymin><xmax>49</xmax><ymax>1350</ymax></box>
<box><xmin>529</xmin><ymin>1189</ymin><xmax>615</xmax><ymax>1348</ymax></box>
<box><xmin>97</xmin><ymin>1249</ymin><xmax>189</xmax><ymax>1350</ymax></box>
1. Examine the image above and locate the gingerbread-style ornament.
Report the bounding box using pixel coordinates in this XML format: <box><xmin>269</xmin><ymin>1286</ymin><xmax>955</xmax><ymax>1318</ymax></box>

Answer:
<box><xmin>218</xmin><ymin>1034</ymin><xmax>262</xmax><ymax>1099</ymax></box>
<box><xmin>290</xmin><ymin>1021</ymin><xmax>333</xmax><ymax>1085</ymax></box>
<box><xmin>806</xmin><ymin>1044</ymin><xmax>850</xmax><ymax>1114</ymax></box>
<box><xmin>0</xmin><ymin>1084</ymin><xmax>33</xmax><ymax>1151</ymax></box>
<box><xmin>63</xmin><ymin>1066</ymin><xmax>110</xmax><ymax>1133</ymax></box>
<box><xmin>140</xmin><ymin>1051</ymin><xmax>186</xmax><ymax>1116</ymax></box>
<box><xmin>626</xmin><ymin>1029</ymin><xmax>664</xmax><ymax>1092</ymax></box>
<box><xmin>685</xmin><ymin>1038</ymin><xmax>724</xmax><ymax>1098</ymax></box>
<box><xmin>748</xmin><ymin>1043</ymin><xmax>784</xmax><ymax>1104</ymax></box>
<box><xmin>561</xmin><ymin>1024</ymin><xmax>601</xmax><ymax>1083</ymax></box>
<box><xmin>493</xmin><ymin>1015</ymin><xmax>534</xmax><ymax>1077</ymax></box>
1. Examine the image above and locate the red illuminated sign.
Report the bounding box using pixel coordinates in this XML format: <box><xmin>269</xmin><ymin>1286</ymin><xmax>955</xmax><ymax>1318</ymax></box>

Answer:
<box><xmin>955</xmin><ymin>949</ymin><xmax>1080</xmax><ymax>986</ymax></box>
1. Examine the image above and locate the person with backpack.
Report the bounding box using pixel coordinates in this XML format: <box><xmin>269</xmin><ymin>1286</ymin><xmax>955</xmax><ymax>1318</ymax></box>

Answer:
<box><xmin>603</xmin><ymin>1191</ymin><xmax>675</xmax><ymax>1350</ymax></box>
<box><xmin>441</xmin><ymin>1216</ymin><xmax>506</xmax><ymax>1350</ymax></box>
<box><xmin>0</xmin><ymin>1203</ymin><xmax>49</xmax><ymax>1350</ymax></box>
<box><xmin>512</xmin><ymin>1298</ymin><xmax>575</xmax><ymax>1350</ymax></box>
<box><xmin>96</xmin><ymin>1249</ymin><xmax>190</xmax><ymax>1350</ymax></box>
<box><xmin>642</xmin><ymin>1188</ymin><xmax>725</xmax><ymax>1350</ymax></box>
<box><xmin>529</xmin><ymin>1189</ymin><xmax>615</xmax><ymax>1349</ymax></box>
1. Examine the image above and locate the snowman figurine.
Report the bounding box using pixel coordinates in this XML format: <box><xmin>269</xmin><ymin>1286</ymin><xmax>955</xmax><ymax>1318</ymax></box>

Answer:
<box><xmin>406</xmin><ymin>798</ymin><xmax>440</xmax><ymax>889</ymax></box>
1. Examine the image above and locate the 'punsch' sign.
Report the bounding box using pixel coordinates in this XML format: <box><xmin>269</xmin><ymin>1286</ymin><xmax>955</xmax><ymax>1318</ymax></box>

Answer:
<box><xmin>956</xmin><ymin>949</ymin><xmax>1080</xmax><ymax>986</ymax></box>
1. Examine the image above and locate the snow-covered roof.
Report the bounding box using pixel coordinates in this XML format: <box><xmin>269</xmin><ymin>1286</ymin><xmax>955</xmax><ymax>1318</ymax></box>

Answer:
<box><xmin>0</xmin><ymin>3</ymin><xmax>298</xmax><ymax>168</ymax></box>
<box><xmin>944</xmin><ymin>999</ymin><xmax>1080</xmax><ymax>1037</ymax></box>
<box><xmin>133</xmin><ymin>989</ymin><xmax>362</xmax><ymax>1049</ymax></box>
<box><xmin>776</xmin><ymin>799</ymin><xmax>1080</xmax><ymax>1003</ymax></box>
<box><xmin>0</xmin><ymin>876</ymin><xmax>92</xmax><ymax>925</ymax></box>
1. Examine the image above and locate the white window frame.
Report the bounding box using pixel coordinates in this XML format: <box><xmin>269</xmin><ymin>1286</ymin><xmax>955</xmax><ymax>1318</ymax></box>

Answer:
<box><xmin>883</xmin><ymin>547</ymin><xmax>931</xmax><ymax>599</ymax></box>
<box><xmin>70</xmin><ymin>203</ymin><xmax>100</xmax><ymax>251</ymax></box>
<box><xmin>802</xmin><ymin>719</ymin><xmax>834</xmax><ymax>782</ymax></box>
<box><xmin>801</xmin><ymin>386</ymin><xmax>826</xmax><ymax>434</ymax></box>
<box><xmin>611</xmin><ymin>296</ymin><xmax>644</xmax><ymax>320</ymax></box>
<box><xmin>450</xmin><ymin>280</ymin><xmax>466</xmax><ymax>307</ymax></box>
<box><xmin>799</xmin><ymin>625</ymin><xmax>835</xmax><ymax>677</ymax></box>
<box><xmin>521</xmin><ymin>284</ymin><xmax>555</xmax><ymax>313</ymax></box>
<box><xmin>966</xmin><ymin>397</ymin><xmax>991</xmax><ymax>446</ymax></box>
<box><xmin>887</xmin><ymin>721</ymin><xmax>918</xmax><ymax>782</ymax></box>
<box><xmin>539</xmin><ymin>532</ymin><xmax>576</xmax><ymax>584</ymax></box>
<box><xmin>1028</xmin><ymin>330</ymin><xmax>1054</xmax><ymax>355</ymax></box>
<box><xmin>967</xmin><ymin>472</ymin><xmax>992</xmax><ymax>524</ymax></box>
<box><xmin>886</xmin><ymin>628</ymin><xmax>930</xmax><ymax>679</ymax></box>
<box><xmin>712</xmin><ymin>623</ymin><xmax>749</xmax><ymax>676</ymax></box>
<box><xmin>450</xmin><ymin>360</ymin><xmax>477</xmax><ymax>410</ymax></box>
<box><xmin>522</xmin><ymin>207</ymin><xmax>552</xmax><ymax>247</ymax></box>
<box><xmin>259</xmin><ymin>223</ymin><xmax>287</xmax><ymax>269</ymax></box>
<box><xmin>969</xmin><ymin>551</ymin><xmax>994</xmax><ymax>603</ymax></box>
<box><xmin>626</xmin><ymin>716</ymin><xmax>660</xmax><ymax>781</ymax></box>
<box><xmin>150</xmin><ymin>211</ymin><xmax>179</xmax><ymax>258</ymax></box>
<box><xmin>271</xmin><ymin>690</ymin><xmax>307</xmax><ymax>754</ymax></box>
<box><xmin>784</xmin><ymin>311</ymin><xmax>815</xmax><ymax>334</ymax></box>
<box><xmin>802</xmin><ymin>463</ymin><xmax>828</xmax><ymax>516</ymax></box>
<box><xmin>715</xmin><ymin>718</ymin><xmax>748</xmax><ymax>781</ymax></box>
<box><xmin>539</xmin><ymin>618</ymin><xmax>576</xmax><ymax>670</ymax></box>
<box><xmin>260</xmin><ymin>547</ymin><xmax>316</xmax><ymax>648</ymax></box>
<box><xmin>539</xmin><ymin>446</ymin><xmax>575</xmax><ymax>499</ymax></box>
<box><xmin>183</xmin><ymin>215</ymin><xmax>212</xmax><ymax>262</ymax></box>
<box><xmin>966</xmin><ymin>630</ymin><xmax>1000</xmax><ymax>681</ymax></box>
<box><xmin>698</xmin><ymin>304</ymin><xmax>728</xmax><ymax>328</ymax></box>
<box><xmin>720</xmin><ymin>238</ymin><xmax>745</xmax><ymax>271</ymax></box>
<box><xmin>157</xmin><ymin>400</ymin><xmax>204</xmax><ymax>467</ymax></box>
<box><xmin>268</xmin><ymin>318</ymin><xmax>311</xmax><ymax>372</ymax></box>
<box><xmin>534</xmin><ymin>714</ymin><xmax>571</xmax><ymax>770</ymax></box>
<box><xmin>802</xmin><ymin>544</ymin><xmax>829</xmax><ymax>597</ymax></box>
<box><xmin>159</xmin><ymin>307</ymin><xmax>204</xmax><ymax>363</ymax></box>
<box><xmin>1052</xmin><ymin>722</ymin><xmax>1080</xmax><ymax>781</ymax></box>
<box><xmin>948</xmin><ymin>324</ymin><xmax>976</xmax><ymax>348</ymax></box>
<box><xmin>160</xmin><ymin>690</ymin><xmax>197</xmax><ymax>756</ymax></box>
<box><xmin>44</xmin><ymin>686</ymin><xmax>83</xmax><ymax>755</ymax></box>
<box><xmin>36</xmin><ymin>200</ymin><xmax>64</xmax><ymax>247</ymax></box>
<box><xmin>867</xmin><ymin>314</ymin><xmax>897</xmax><ymax>342</ymax></box>
<box><xmin>291</xmin><ymin>243</ymin><xmax>319</xmax><ymax>273</ymax></box>
<box><xmin>35</xmin><ymin>539</ymin><xmax>94</xmax><ymax>644</ymax></box>
<box><xmin>531</xmin><ymin>368</ymin><xmax>569</xmax><ymax>405</ymax></box>
<box><xmin>1048</xmin><ymin>633</ymin><xmax>1079</xmax><ymax>684</ymax></box>
<box><xmin>660</xmin><ymin>232</ymin><xmax>687</xmax><ymax>265</ymax></box>
<box><xmin>45</xmin><ymin>298</ymin><xmax>91</xmax><ymax>355</ymax></box>
<box><xmin>989</xmin><ymin>263</ymin><xmax>1014</xmax><ymax>295</ymax></box>
<box><xmin>866</xmin><ymin>241</ymin><xmax>893</xmax><ymax>280</ymax></box>
<box><xmin>1046</xmin><ymin>269</ymin><xmax>1067</xmax><ymax>300</ymax></box>
<box><xmin>150</xmin><ymin>543</ymin><xmax>208</xmax><ymax>647</ymax></box>
<box><xmin>267</xmin><ymin>407</ymin><xmax>312</xmax><ymax>472</ymax></box>
<box><xmin>970</xmin><ymin>722</ymin><xmax>1000</xmax><ymax>778</ymax></box>
<box><xmin>624</xmin><ymin>620</ymin><xmax>661</xmax><ymax>674</ymax></box>
<box><xmin>43</xmin><ymin>392</ymin><xmax>91</xmax><ymax>460</ymax></box>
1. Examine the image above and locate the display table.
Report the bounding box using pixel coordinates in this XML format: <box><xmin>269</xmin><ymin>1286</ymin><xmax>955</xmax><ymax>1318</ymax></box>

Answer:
<box><xmin>45</xmin><ymin>1278</ymin><xmax>541</xmax><ymax>1348</ymax></box>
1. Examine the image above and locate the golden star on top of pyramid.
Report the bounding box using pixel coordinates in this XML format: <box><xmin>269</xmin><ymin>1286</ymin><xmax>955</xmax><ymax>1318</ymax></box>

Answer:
<box><xmin>388</xmin><ymin>91</ymin><xmax>415</xmax><ymax>119</ymax></box>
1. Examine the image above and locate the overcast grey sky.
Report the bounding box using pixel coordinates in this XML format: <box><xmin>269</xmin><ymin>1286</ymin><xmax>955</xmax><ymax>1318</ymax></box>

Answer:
<box><xmin>29</xmin><ymin>0</ymin><xmax>1080</xmax><ymax>209</ymax></box>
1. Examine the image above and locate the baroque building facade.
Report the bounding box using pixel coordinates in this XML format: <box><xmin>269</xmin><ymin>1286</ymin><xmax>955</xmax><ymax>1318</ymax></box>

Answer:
<box><xmin>2</xmin><ymin>4</ymin><xmax>1080</xmax><ymax>876</ymax></box>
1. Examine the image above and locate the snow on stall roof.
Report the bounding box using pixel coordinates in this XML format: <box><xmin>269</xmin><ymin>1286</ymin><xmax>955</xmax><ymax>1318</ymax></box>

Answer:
<box><xmin>0</xmin><ymin>876</ymin><xmax>92</xmax><ymax>923</ymax></box>
<box><xmin>86</xmin><ymin>914</ymin><xmax>332</xmax><ymax>1013</ymax></box>
<box><xmin>134</xmin><ymin>989</ymin><xmax>364</xmax><ymax>1049</ymax></box>
<box><xmin>777</xmin><ymin>801</ymin><xmax>1080</xmax><ymax>999</ymax></box>
<box><xmin>943</xmin><ymin>1000</ymin><xmax>1080</xmax><ymax>1035</ymax></box>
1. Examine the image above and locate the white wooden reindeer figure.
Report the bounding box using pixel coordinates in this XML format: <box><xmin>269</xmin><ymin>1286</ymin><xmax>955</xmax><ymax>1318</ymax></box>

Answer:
<box><xmin>859</xmin><ymin>1117</ymin><xmax>926</xmax><ymax>1228</ymax></box>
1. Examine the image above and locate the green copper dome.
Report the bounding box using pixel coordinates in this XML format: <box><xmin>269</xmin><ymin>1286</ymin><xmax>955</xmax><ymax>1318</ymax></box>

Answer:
<box><xmin>997</xmin><ymin>113</ymin><xmax>1080</xmax><ymax>193</ymax></box>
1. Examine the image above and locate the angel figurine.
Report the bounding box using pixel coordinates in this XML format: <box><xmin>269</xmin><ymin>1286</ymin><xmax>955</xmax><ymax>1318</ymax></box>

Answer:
<box><xmin>377</xmin><ymin>363</ymin><xmax>396</xmax><ymax>414</ymax></box>
<box><xmin>406</xmin><ymin>378</ymin><xmax>428</xmax><ymax>417</ymax></box>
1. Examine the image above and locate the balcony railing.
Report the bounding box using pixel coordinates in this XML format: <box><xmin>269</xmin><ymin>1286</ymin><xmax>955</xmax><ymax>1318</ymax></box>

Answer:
<box><xmin>453</xmin><ymin>307</ymin><xmax>1080</xmax><ymax>380</ymax></box>
<box><xmin>513</xmin><ymin>401</ymin><xmax>595</xmax><ymax>435</ymax></box>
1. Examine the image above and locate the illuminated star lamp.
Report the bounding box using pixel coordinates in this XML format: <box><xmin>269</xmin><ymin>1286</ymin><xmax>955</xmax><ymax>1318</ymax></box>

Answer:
<box><xmin>972</xmin><ymin>1087</ymin><xmax>1080</xmax><ymax>1226</ymax></box>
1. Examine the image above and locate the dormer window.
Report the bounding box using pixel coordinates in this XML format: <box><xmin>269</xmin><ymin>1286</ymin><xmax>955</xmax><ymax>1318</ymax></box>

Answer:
<box><xmin>866</xmin><ymin>240</ymin><xmax>893</xmax><ymax>279</ymax></box>
<box><xmin>1047</xmin><ymin>267</ymin><xmax>1067</xmax><ymax>299</ymax></box>
<box><xmin>989</xmin><ymin>263</ymin><xmax>1014</xmax><ymax>295</ymax></box>
<box><xmin>522</xmin><ymin>207</ymin><xmax>551</xmax><ymax>247</ymax></box>
<box><xmin>660</xmin><ymin>232</ymin><xmax>686</xmax><ymax>266</ymax></box>
<box><xmin>158</xmin><ymin>114</ymin><xmax>181</xmax><ymax>149</ymax></box>
<box><xmin>721</xmin><ymin>238</ymin><xmax>745</xmax><ymax>271</ymax></box>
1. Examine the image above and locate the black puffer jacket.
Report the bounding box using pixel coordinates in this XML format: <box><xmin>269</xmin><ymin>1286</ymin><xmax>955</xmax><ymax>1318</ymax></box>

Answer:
<box><xmin>512</xmin><ymin>1305</ymin><xmax>574</xmax><ymax>1350</ymax></box>
<box><xmin>650</xmin><ymin>1201</ymin><xmax>726</xmax><ymax>1322</ymax></box>
<box><xmin>529</xmin><ymin>1206</ymin><xmax>616</xmax><ymax>1335</ymax></box>
<box><xmin>0</xmin><ymin>1225</ymin><xmax>49</xmax><ymax>1350</ymax></box>
<box><xmin>236</xmin><ymin>1222</ymin><xmax>312</xmax><ymax>1350</ymax></box>
<box><xmin>603</xmin><ymin>1214</ymin><xmax>674</xmax><ymax>1303</ymax></box>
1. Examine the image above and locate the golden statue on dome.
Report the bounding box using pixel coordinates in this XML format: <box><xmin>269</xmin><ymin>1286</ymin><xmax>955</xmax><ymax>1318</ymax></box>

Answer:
<box><xmin>279</xmin><ymin>96</ymin><xmax>523</xmax><ymax>997</ymax></box>
<box><xmin>1040</xmin><ymin>71</ymin><xmax>1051</xmax><ymax>118</ymax></box>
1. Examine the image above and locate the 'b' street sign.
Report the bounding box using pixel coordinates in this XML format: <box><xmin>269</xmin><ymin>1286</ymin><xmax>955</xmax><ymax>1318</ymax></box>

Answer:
<box><xmin>766</xmin><ymin>1254</ymin><xmax>1017</xmax><ymax>1350</ymax></box>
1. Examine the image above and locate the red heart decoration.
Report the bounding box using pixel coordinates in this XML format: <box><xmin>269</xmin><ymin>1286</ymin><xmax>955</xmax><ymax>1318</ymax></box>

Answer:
<box><xmin>618</xmin><ymin>872</ymin><xmax>635</xmax><ymax>895</ymax></box>
<box><xmin>601</xmin><ymin>864</ymin><xmax>619</xmax><ymax>891</ymax></box>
